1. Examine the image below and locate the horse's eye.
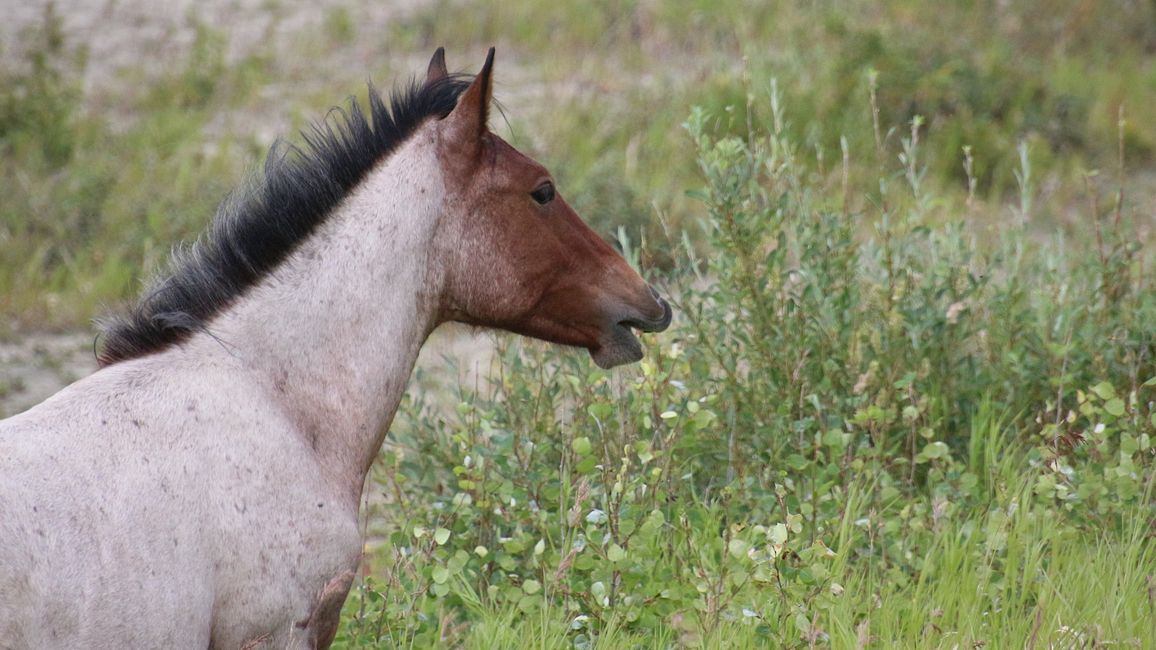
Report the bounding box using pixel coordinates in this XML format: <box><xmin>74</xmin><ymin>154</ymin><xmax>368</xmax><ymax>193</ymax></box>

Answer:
<box><xmin>530</xmin><ymin>181</ymin><xmax>555</xmax><ymax>205</ymax></box>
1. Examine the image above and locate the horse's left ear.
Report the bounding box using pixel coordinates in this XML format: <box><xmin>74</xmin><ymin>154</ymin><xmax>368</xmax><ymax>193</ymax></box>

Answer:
<box><xmin>425</xmin><ymin>47</ymin><xmax>448</xmax><ymax>85</ymax></box>
<box><xmin>444</xmin><ymin>47</ymin><xmax>495</xmax><ymax>144</ymax></box>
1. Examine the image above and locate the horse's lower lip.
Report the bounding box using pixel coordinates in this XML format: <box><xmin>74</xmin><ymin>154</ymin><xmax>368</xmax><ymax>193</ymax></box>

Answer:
<box><xmin>590</xmin><ymin>324</ymin><xmax>644</xmax><ymax>368</ymax></box>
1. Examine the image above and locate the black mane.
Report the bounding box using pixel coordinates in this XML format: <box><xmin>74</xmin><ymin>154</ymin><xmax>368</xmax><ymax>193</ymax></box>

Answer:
<box><xmin>97</xmin><ymin>74</ymin><xmax>471</xmax><ymax>366</ymax></box>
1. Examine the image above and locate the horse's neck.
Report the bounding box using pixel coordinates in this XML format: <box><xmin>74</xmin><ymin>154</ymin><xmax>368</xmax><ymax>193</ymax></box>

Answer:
<box><xmin>203</xmin><ymin>133</ymin><xmax>444</xmax><ymax>503</ymax></box>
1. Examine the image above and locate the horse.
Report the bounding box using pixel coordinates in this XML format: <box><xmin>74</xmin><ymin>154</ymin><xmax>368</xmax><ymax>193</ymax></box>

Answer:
<box><xmin>0</xmin><ymin>48</ymin><xmax>671</xmax><ymax>649</ymax></box>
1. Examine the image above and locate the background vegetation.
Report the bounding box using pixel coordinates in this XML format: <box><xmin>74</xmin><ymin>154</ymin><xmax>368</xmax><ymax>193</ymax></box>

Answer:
<box><xmin>3</xmin><ymin>1</ymin><xmax>1155</xmax><ymax>647</ymax></box>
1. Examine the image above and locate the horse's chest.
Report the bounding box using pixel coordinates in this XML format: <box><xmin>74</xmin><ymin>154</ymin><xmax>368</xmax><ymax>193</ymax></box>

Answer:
<box><xmin>205</xmin><ymin>451</ymin><xmax>361</xmax><ymax>647</ymax></box>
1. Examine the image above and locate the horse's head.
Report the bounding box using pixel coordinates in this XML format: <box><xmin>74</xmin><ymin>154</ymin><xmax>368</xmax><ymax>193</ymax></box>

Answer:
<box><xmin>427</xmin><ymin>48</ymin><xmax>671</xmax><ymax>369</ymax></box>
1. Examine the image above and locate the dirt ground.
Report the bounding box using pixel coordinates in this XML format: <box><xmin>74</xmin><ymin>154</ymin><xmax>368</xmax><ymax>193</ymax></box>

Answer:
<box><xmin>0</xmin><ymin>333</ymin><xmax>97</xmax><ymax>417</ymax></box>
<box><xmin>0</xmin><ymin>0</ymin><xmax>430</xmax><ymax>88</ymax></box>
<box><xmin>0</xmin><ymin>0</ymin><xmax>558</xmax><ymax>138</ymax></box>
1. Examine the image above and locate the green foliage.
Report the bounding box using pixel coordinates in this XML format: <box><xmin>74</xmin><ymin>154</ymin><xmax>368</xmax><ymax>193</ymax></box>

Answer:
<box><xmin>335</xmin><ymin>86</ymin><xmax>1156</xmax><ymax>647</ymax></box>
<box><xmin>0</xmin><ymin>4</ymin><xmax>82</xmax><ymax>168</ymax></box>
<box><xmin>0</xmin><ymin>12</ymin><xmax>270</xmax><ymax>324</ymax></box>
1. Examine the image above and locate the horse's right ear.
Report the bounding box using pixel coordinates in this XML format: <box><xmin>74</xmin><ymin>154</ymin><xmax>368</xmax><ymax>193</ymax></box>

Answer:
<box><xmin>443</xmin><ymin>47</ymin><xmax>495</xmax><ymax>143</ymax></box>
<box><xmin>425</xmin><ymin>47</ymin><xmax>448</xmax><ymax>85</ymax></box>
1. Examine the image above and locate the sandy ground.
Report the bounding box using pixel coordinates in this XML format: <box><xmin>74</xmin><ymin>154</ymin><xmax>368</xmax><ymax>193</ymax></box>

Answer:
<box><xmin>0</xmin><ymin>0</ymin><xmax>562</xmax><ymax>140</ymax></box>
<box><xmin>0</xmin><ymin>0</ymin><xmax>431</xmax><ymax>87</ymax></box>
<box><xmin>0</xmin><ymin>332</ymin><xmax>98</xmax><ymax>417</ymax></box>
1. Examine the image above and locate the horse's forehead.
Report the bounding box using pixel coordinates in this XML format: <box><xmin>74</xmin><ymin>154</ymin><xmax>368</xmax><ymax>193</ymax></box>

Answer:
<box><xmin>486</xmin><ymin>135</ymin><xmax>548</xmax><ymax>179</ymax></box>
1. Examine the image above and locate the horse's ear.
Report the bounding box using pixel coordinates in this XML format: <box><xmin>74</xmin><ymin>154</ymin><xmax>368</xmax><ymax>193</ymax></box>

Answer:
<box><xmin>444</xmin><ymin>47</ymin><xmax>495</xmax><ymax>142</ymax></box>
<box><xmin>425</xmin><ymin>47</ymin><xmax>448</xmax><ymax>85</ymax></box>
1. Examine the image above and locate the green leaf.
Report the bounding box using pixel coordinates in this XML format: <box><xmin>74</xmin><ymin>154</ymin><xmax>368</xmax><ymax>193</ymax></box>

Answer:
<box><xmin>431</xmin><ymin>566</ymin><xmax>449</xmax><ymax>584</ymax></box>
<box><xmin>587</xmin><ymin>403</ymin><xmax>613</xmax><ymax>420</ymax></box>
<box><xmin>822</xmin><ymin>429</ymin><xmax>847</xmax><ymax>448</ymax></box>
<box><xmin>576</xmin><ymin>456</ymin><xmax>598</xmax><ymax>475</ymax></box>
<box><xmin>522</xmin><ymin>579</ymin><xmax>542</xmax><ymax>595</ymax></box>
<box><xmin>1104</xmin><ymin>398</ymin><xmax>1126</xmax><ymax>417</ymax></box>
<box><xmin>607</xmin><ymin>543</ymin><xmax>627</xmax><ymax>562</ymax></box>
<box><xmin>449</xmin><ymin>550</ymin><xmax>469</xmax><ymax>571</ymax></box>
<box><xmin>921</xmin><ymin>441</ymin><xmax>950</xmax><ymax>460</ymax></box>
<box><xmin>434</xmin><ymin>527</ymin><xmax>451</xmax><ymax>545</ymax></box>
<box><xmin>787</xmin><ymin>514</ymin><xmax>804</xmax><ymax>534</ymax></box>
<box><xmin>786</xmin><ymin>454</ymin><xmax>809</xmax><ymax>470</ymax></box>
<box><xmin>794</xmin><ymin>611</ymin><xmax>812</xmax><ymax>634</ymax></box>
<box><xmin>769</xmin><ymin>523</ymin><xmax>788</xmax><ymax>544</ymax></box>
<box><xmin>727</xmin><ymin>538</ymin><xmax>750</xmax><ymax>559</ymax></box>
<box><xmin>571</xmin><ymin>436</ymin><xmax>593</xmax><ymax>456</ymax></box>
<box><xmin>635</xmin><ymin>441</ymin><xmax>655</xmax><ymax>463</ymax></box>
<box><xmin>1092</xmin><ymin>381</ymin><xmax>1116</xmax><ymax>401</ymax></box>
<box><xmin>1121</xmin><ymin>434</ymin><xmax>1138</xmax><ymax>455</ymax></box>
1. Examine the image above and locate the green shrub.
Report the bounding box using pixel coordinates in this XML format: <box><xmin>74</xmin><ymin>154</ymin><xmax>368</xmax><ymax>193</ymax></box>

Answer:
<box><xmin>336</xmin><ymin>85</ymin><xmax>1155</xmax><ymax>647</ymax></box>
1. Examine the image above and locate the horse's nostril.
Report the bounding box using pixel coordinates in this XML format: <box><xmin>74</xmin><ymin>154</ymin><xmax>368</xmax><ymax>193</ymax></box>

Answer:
<box><xmin>656</xmin><ymin>298</ymin><xmax>673</xmax><ymax>330</ymax></box>
<box><xmin>620</xmin><ymin>298</ymin><xmax>672</xmax><ymax>333</ymax></box>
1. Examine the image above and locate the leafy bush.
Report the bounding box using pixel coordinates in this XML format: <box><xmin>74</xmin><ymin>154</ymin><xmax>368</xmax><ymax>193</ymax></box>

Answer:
<box><xmin>336</xmin><ymin>84</ymin><xmax>1156</xmax><ymax>648</ymax></box>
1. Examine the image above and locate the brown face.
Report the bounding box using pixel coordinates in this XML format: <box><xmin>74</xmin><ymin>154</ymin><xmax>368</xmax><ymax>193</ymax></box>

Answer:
<box><xmin>429</xmin><ymin>49</ymin><xmax>671</xmax><ymax>368</ymax></box>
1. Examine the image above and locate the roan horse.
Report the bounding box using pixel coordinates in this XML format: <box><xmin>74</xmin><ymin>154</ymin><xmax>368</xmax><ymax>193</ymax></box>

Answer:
<box><xmin>0</xmin><ymin>49</ymin><xmax>670</xmax><ymax>648</ymax></box>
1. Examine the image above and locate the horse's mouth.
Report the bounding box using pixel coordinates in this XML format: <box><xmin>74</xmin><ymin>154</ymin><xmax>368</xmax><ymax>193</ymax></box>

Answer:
<box><xmin>590</xmin><ymin>299</ymin><xmax>672</xmax><ymax>369</ymax></box>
